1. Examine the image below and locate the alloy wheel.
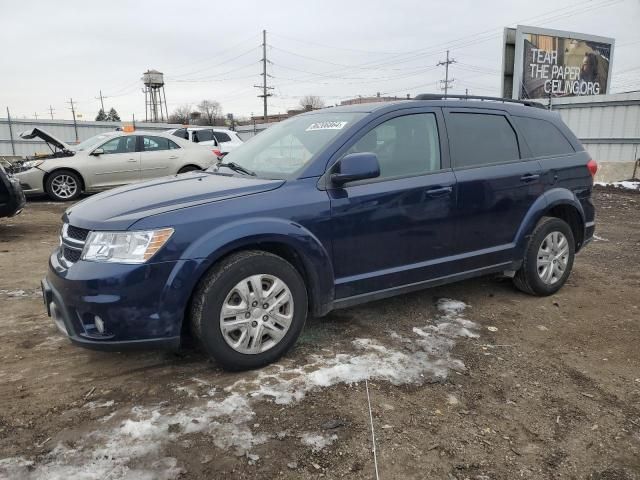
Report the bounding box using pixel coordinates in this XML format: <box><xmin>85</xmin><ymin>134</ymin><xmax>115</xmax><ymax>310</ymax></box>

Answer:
<box><xmin>219</xmin><ymin>274</ymin><xmax>294</xmax><ymax>354</ymax></box>
<box><xmin>536</xmin><ymin>231</ymin><xmax>569</xmax><ymax>285</ymax></box>
<box><xmin>51</xmin><ymin>174</ymin><xmax>78</xmax><ymax>200</ymax></box>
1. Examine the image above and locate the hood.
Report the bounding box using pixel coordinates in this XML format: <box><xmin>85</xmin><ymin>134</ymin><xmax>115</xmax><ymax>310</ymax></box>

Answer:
<box><xmin>19</xmin><ymin>128</ymin><xmax>72</xmax><ymax>153</ymax></box>
<box><xmin>64</xmin><ymin>172</ymin><xmax>285</xmax><ymax>230</ymax></box>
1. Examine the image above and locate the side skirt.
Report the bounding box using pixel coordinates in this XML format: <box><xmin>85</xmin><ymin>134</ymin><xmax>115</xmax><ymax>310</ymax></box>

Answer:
<box><xmin>331</xmin><ymin>262</ymin><xmax>512</xmax><ymax>311</ymax></box>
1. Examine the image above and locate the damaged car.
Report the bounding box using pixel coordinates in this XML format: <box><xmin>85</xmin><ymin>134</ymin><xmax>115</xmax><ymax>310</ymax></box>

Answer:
<box><xmin>13</xmin><ymin>128</ymin><xmax>221</xmax><ymax>201</ymax></box>
<box><xmin>0</xmin><ymin>160</ymin><xmax>26</xmax><ymax>218</ymax></box>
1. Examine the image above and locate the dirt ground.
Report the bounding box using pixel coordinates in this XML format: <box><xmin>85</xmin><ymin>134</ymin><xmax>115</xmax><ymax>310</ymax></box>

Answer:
<box><xmin>0</xmin><ymin>187</ymin><xmax>639</xmax><ymax>480</ymax></box>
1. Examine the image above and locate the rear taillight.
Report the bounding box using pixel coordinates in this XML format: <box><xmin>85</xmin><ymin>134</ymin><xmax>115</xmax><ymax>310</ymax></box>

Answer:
<box><xmin>212</xmin><ymin>149</ymin><xmax>222</xmax><ymax>157</ymax></box>
<box><xmin>587</xmin><ymin>159</ymin><xmax>598</xmax><ymax>177</ymax></box>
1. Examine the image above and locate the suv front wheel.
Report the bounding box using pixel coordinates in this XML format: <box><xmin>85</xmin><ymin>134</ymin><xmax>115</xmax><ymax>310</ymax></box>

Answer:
<box><xmin>190</xmin><ymin>250</ymin><xmax>308</xmax><ymax>370</ymax></box>
<box><xmin>513</xmin><ymin>217</ymin><xmax>575</xmax><ymax>296</ymax></box>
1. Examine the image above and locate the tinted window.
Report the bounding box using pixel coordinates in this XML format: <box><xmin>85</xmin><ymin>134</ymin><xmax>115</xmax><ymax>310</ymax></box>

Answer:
<box><xmin>213</xmin><ymin>131</ymin><xmax>232</xmax><ymax>142</ymax></box>
<box><xmin>99</xmin><ymin>136</ymin><xmax>136</xmax><ymax>154</ymax></box>
<box><xmin>172</xmin><ymin>129</ymin><xmax>188</xmax><ymax>140</ymax></box>
<box><xmin>447</xmin><ymin>113</ymin><xmax>520</xmax><ymax>168</ymax></box>
<box><xmin>512</xmin><ymin>116</ymin><xmax>574</xmax><ymax>157</ymax></box>
<box><xmin>142</xmin><ymin>136</ymin><xmax>170</xmax><ymax>152</ymax></box>
<box><xmin>169</xmin><ymin>140</ymin><xmax>181</xmax><ymax>150</ymax></box>
<box><xmin>193</xmin><ymin>130</ymin><xmax>214</xmax><ymax>142</ymax></box>
<box><xmin>346</xmin><ymin>113</ymin><xmax>440</xmax><ymax>179</ymax></box>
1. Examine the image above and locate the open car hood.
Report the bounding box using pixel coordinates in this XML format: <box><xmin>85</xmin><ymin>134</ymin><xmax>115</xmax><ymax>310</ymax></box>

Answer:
<box><xmin>19</xmin><ymin>128</ymin><xmax>72</xmax><ymax>153</ymax></box>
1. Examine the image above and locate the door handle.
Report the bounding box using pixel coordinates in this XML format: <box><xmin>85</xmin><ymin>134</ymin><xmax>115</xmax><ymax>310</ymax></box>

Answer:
<box><xmin>127</xmin><ymin>158</ymin><xmax>138</xmax><ymax>163</ymax></box>
<box><xmin>168</xmin><ymin>155</ymin><xmax>178</xmax><ymax>160</ymax></box>
<box><xmin>426</xmin><ymin>186</ymin><xmax>453</xmax><ymax>197</ymax></box>
<box><xmin>520</xmin><ymin>173</ymin><xmax>540</xmax><ymax>182</ymax></box>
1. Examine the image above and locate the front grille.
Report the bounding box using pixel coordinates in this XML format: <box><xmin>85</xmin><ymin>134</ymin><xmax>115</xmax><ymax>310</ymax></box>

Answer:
<box><xmin>66</xmin><ymin>225</ymin><xmax>90</xmax><ymax>241</ymax></box>
<box><xmin>63</xmin><ymin>246</ymin><xmax>82</xmax><ymax>263</ymax></box>
<box><xmin>60</xmin><ymin>223</ymin><xmax>88</xmax><ymax>265</ymax></box>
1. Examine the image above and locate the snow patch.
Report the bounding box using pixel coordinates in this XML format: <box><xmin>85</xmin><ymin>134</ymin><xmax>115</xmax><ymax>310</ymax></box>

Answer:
<box><xmin>595</xmin><ymin>180</ymin><xmax>640</xmax><ymax>191</ymax></box>
<box><xmin>300</xmin><ymin>432</ymin><xmax>338</xmax><ymax>452</ymax></box>
<box><xmin>2</xmin><ymin>298</ymin><xmax>477</xmax><ymax>480</ymax></box>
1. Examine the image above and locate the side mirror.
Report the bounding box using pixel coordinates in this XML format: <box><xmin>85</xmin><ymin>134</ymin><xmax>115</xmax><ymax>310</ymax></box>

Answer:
<box><xmin>330</xmin><ymin>152</ymin><xmax>380</xmax><ymax>186</ymax></box>
<box><xmin>92</xmin><ymin>148</ymin><xmax>104</xmax><ymax>156</ymax></box>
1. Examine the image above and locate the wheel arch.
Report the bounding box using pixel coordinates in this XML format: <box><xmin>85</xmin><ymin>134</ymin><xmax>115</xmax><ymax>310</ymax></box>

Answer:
<box><xmin>515</xmin><ymin>188</ymin><xmax>586</xmax><ymax>256</ymax></box>
<box><xmin>43</xmin><ymin>167</ymin><xmax>86</xmax><ymax>193</ymax></box>
<box><xmin>180</xmin><ymin>218</ymin><xmax>334</xmax><ymax>337</ymax></box>
<box><xmin>178</xmin><ymin>164</ymin><xmax>202</xmax><ymax>174</ymax></box>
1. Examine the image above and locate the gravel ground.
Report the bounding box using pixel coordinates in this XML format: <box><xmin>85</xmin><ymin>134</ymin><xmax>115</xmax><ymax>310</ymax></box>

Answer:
<box><xmin>0</xmin><ymin>187</ymin><xmax>639</xmax><ymax>480</ymax></box>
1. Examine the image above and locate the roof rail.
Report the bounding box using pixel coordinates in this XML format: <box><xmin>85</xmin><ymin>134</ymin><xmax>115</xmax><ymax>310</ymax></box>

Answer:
<box><xmin>413</xmin><ymin>93</ymin><xmax>546</xmax><ymax>109</ymax></box>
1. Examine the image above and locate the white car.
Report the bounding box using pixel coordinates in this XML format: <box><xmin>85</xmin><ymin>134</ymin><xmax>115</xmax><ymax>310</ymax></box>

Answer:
<box><xmin>13</xmin><ymin>128</ymin><xmax>219</xmax><ymax>201</ymax></box>
<box><xmin>167</xmin><ymin>127</ymin><xmax>243</xmax><ymax>155</ymax></box>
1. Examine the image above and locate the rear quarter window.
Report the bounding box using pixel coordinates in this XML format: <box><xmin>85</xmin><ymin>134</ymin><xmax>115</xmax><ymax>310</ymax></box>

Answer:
<box><xmin>446</xmin><ymin>112</ymin><xmax>520</xmax><ymax>168</ymax></box>
<box><xmin>512</xmin><ymin>116</ymin><xmax>575</xmax><ymax>157</ymax></box>
<box><xmin>213</xmin><ymin>131</ymin><xmax>232</xmax><ymax>142</ymax></box>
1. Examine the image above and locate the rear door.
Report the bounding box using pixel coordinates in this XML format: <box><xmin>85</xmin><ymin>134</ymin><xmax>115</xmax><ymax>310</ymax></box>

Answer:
<box><xmin>86</xmin><ymin>135</ymin><xmax>140</xmax><ymax>189</ymax></box>
<box><xmin>443</xmin><ymin>108</ymin><xmax>543</xmax><ymax>270</ymax></box>
<box><xmin>139</xmin><ymin>135</ymin><xmax>183</xmax><ymax>180</ymax></box>
<box><xmin>328</xmin><ymin>109</ymin><xmax>458</xmax><ymax>298</ymax></box>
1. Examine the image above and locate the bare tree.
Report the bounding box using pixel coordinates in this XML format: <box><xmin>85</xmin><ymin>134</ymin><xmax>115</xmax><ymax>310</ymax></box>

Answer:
<box><xmin>168</xmin><ymin>104</ymin><xmax>193</xmax><ymax>124</ymax></box>
<box><xmin>198</xmin><ymin>100</ymin><xmax>222</xmax><ymax>125</ymax></box>
<box><xmin>299</xmin><ymin>95</ymin><xmax>325</xmax><ymax>110</ymax></box>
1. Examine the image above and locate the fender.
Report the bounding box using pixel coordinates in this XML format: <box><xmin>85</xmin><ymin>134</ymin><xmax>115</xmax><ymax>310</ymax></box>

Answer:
<box><xmin>514</xmin><ymin>188</ymin><xmax>585</xmax><ymax>258</ymax></box>
<box><xmin>181</xmin><ymin>217</ymin><xmax>335</xmax><ymax>317</ymax></box>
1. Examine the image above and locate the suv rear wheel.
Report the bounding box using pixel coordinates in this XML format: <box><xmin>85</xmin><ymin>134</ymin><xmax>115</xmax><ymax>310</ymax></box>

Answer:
<box><xmin>190</xmin><ymin>250</ymin><xmax>308</xmax><ymax>370</ymax></box>
<box><xmin>513</xmin><ymin>216</ymin><xmax>575</xmax><ymax>296</ymax></box>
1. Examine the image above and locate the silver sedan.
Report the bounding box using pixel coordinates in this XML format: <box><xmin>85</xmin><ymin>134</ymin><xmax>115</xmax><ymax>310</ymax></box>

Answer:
<box><xmin>14</xmin><ymin>129</ymin><xmax>220</xmax><ymax>201</ymax></box>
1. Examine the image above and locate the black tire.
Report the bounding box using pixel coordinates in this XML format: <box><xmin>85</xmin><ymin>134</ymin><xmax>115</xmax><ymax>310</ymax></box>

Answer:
<box><xmin>178</xmin><ymin>165</ymin><xmax>201</xmax><ymax>174</ymax></box>
<box><xmin>190</xmin><ymin>250</ymin><xmax>308</xmax><ymax>371</ymax></box>
<box><xmin>45</xmin><ymin>170</ymin><xmax>82</xmax><ymax>202</ymax></box>
<box><xmin>513</xmin><ymin>216</ymin><xmax>575</xmax><ymax>296</ymax></box>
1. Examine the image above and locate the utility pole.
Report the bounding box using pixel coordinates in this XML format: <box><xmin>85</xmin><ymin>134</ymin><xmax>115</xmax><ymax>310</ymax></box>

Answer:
<box><xmin>6</xmin><ymin>107</ymin><xmax>16</xmax><ymax>155</ymax></box>
<box><xmin>67</xmin><ymin>98</ymin><xmax>79</xmax><ymax>142</ymax></box>
<box><xmin>254</xmin><ymin>29</ymin><xmax>273</xmax><ymax>122</ymax></box>
<box><xmin>97</xmin><ymin>90</ymin><xmax>105</xmax><ymax>112</ymax></box>
<box><xmin>437</xmin><ymin>50</ymin><xmax>456</xmax><ymax>97</ymax></box>
<box><xmin>33</xmin><ymin>112</ymin><xmax>39</xmax><ymax>120</ymax></box>
<box><xmin>49</xmin><ymin>105</ymin><xmax>55</xmax><ymax>120</ymax></box>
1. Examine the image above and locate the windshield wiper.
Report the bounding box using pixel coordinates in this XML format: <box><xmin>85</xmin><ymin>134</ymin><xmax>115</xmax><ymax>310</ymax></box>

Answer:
<box><xmin>216</xmin><ymin>161</ymin><xmax>256</xmax><ymax>176</ymax></box>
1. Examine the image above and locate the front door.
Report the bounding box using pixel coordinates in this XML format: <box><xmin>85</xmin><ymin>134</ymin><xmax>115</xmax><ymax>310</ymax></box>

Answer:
<box><xmin>443</xmin><ymin>108</ymin><xmax>543</xmax><ymax>271</ymax></box>
<box><xmin>328</xmin><ymin>110</ymin><xmax>458</xmax><ymax>299</ymax></box>
<box><xmin>87</xmin><ymin>135</ymin><xmax>140</xmax><ymax>189</ymax></box>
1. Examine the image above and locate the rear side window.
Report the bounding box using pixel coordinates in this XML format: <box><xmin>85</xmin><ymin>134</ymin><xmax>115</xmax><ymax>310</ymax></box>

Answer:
<box><xmin>447</xmin><ymin>113</ymin><xmax>520</xmax><ymax>168</ymax></box>
<box><xmin>193</xmin><ymin>130</ymin><xmax>215</xmax><ymax>142</ymax></box>
<box><xmin>172</xmin><ymin>128</ymin><xmax>188</xmax><ymax>140</ymax></box>
<box><xmin>213</xmin><ymin>131</ymin><xmax>232</xmax><ymax>142</ymax></box>
<box><xmin>512</xmin><ymin>116</ymin><xmax>575</xmax><ymax>157</ymax></box>
<box><xmin>142</xmin><ymin>136</ymin><xmax>170</xmax><ymax>152</ymax></box>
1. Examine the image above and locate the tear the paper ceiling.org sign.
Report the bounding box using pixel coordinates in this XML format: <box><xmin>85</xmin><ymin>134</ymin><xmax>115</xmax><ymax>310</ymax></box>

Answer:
<box><xmin>517</xmin><ymin>28</ymin><xmax>613</xmax><ymax>100</ymax></box>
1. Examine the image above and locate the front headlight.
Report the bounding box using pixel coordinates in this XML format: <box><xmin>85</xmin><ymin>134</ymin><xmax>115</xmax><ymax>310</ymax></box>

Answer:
<box><xmin>12</xmin><ymin>160</ymin><xmax>43</xmax><ymax>174</ymax></box>
<box><xmin>82</xmin><ymin>228</ymin><xmax>174</xmax><ymax>264</ymax></box>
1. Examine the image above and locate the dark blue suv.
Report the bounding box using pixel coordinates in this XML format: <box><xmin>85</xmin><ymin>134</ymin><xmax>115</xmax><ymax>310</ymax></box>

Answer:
<box><xmin>42</xmin><ymin>95</ymin><xmax>597</xmax><ymax>370</ymax></box>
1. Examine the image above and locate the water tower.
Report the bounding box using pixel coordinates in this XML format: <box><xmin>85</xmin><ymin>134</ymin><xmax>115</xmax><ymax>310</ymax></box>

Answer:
<box><xmin>142</xmin><ymin>69</ymin><xmax>169</xmax><ymax>122</ymax></box>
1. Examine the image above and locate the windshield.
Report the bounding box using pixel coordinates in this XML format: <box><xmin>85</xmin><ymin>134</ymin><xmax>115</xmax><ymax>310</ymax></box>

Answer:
<box><xmin>215</xmin><ymin>112</ymin><xmax>366</xmax><ymax>178</ymax></box>
<box><xmin>73</xmin><ymin>133</ymin><xmax>116</xmax><ymax>151</ymax></box>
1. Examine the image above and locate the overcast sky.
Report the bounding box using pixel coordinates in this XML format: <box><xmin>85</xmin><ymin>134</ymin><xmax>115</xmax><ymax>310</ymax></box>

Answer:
<box><xmin>1</xmin><ymin>0</ymin><xmax>638</xmax><ymax>122</ymax></box>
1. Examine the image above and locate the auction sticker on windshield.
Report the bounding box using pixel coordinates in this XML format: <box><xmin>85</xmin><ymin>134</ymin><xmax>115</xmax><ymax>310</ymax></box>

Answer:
<box><xmin>306</xmin><ymin>121</ymin><xmax>348</xmax><ymax>131</ymax></box>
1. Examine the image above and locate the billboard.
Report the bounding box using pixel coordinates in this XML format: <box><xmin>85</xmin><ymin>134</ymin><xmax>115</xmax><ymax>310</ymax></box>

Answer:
<box><xmin>504</xmin><ymin>26</ymin><xmax>614</xmax><ymax>100</ymax></box>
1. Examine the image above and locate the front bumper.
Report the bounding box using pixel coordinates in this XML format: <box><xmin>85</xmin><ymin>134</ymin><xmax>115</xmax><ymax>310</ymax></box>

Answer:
<box><xmin>41</xmin><ymin>250</ymin><xmax>202</xmax><ymax>351</ymax></box>
<box><xmin>14</xmin><ymin>168</ymin><xmax>45</xmax><ymax>195</ymax></box>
